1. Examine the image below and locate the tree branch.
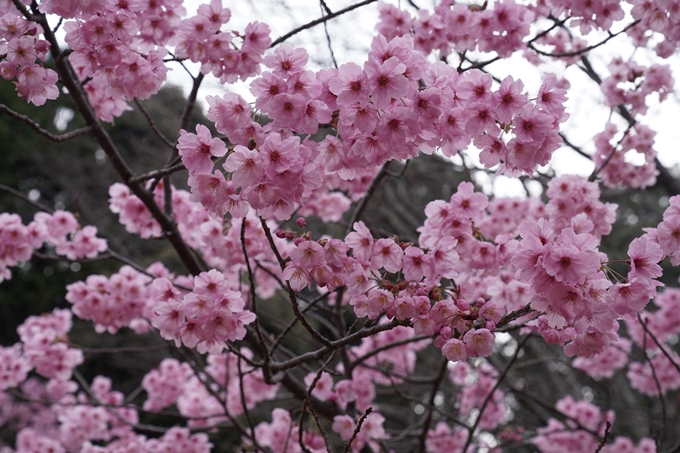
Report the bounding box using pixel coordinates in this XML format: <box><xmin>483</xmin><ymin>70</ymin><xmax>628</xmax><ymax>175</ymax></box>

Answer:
<box><xmin>271</xmin><ymin>0</ymin><xmax>378</xmax><ymax>47</ymax></box>
<box><xmin>0</xmin><ymin>103</ymin><xmax>92</xmax><ymax>142</ymax></box>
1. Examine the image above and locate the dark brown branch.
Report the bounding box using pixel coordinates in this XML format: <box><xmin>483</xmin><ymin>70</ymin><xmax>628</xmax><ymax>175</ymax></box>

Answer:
<box><xmin>134</xmin><ymin>99</ymin><xmax>174</xmax><ymax>149</ymax></box>
<box><xmin>527</xmin><ymin>21</ymin><xmax>640</xmax><ymax>58</ymax></box>
<box><xmin>128</xmin><ymin>163</ymin><xmax>187</xmax><ymax>184</ymax></box>
<box><xmin>496</xmin><ymin>303</ymin><xmax>535</xmax><ymax>330</ymax></box>
<box><xmin>594</xmin><ymin>421</ymin><xmax>613</xmax><ymax>453</ymax></box>
<box><xmin>0</xmin><ymin>104</ymin><xmax>92</xmax><ymax>142</ymax></box>
<box><xmin>589</xmin><ymin>122</ymin><xmax>634</xmax><ymax>181</ymax></box>
<box><xmin>417</xmin><ymin>359</ymin><xmax>448</xmax><ymax>453</ymax></box>
<box><xmin>271</xmin><ymin>0</ymin><xmax>378</xmax><ymax>47</ymax></box>
<box><xmin>577</xmin><ymin>55</ymin><xmax>680</xmax><ymax>195</ymax></box>
<box><xmin>0</xmin><ymin>183</ymin><xmax>54</xmax><ymax>213</ymax></box>
<box><xmin>526</xmin><ymin>15</ymin><xmax>570</xmax><ymax>45</ymax></box>
<box><xmin>348</xmin><ymin>335</ymin><xmax>430</xmax><ymax>371</ymax></box>
<box><xmin>69</xmin><ymin>343</ymin><xmax>169</xmax><ymax>354</ymax></box>
<box><xmin>343</xmin><ymin>407</ymin><xmax>373</xmax><ymax>453</ymax></box>
<box><xmin>241</xmin><ymin>220</ymin><xmax>272</xmax><ymax>376</ymax></box>
<box><xmin>638</xmin><ymin>314</ymin><xmax>680</xmax><ymax>377</ymax></box>
<box><xmin>346</xmin><ymin>163</ymin><xmax>390</xmax><ymax>235</ymax></box>
<box><xmin>270</xmin><ymin>318</ymin><xmax>409</xmax><ymax>372</ymax></box>
<box><xmin>178</xmin><ymin>73</ymin><xmax>204</xmax><ymax>135</ymax></box>
<box><xmin>558</xmin><ymin>132</ymin><xmax>592</xmax><ymax>160</ymax></box>
<box><xmin>462</xmin><ymin>334</ymin><xmax>531</xmax><ymax>452</ymax></box>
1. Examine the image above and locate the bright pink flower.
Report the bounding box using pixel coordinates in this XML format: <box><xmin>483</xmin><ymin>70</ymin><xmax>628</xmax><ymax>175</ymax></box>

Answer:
<box><xmin>364</xmin><ymin>56</ymin><xmax>408</xmax><ymax>109</ymax></box>
<box><xmin>371</xmin><ymin>238</ymin><xmax>404</xmax><ymax>273</ymax></box>
<box><xmin>628</xmin><ymin>236</ymin><xmax>663</xmax><ymax>280</ymax></box>
<box><xmin>493</xmin><ymin>76</ymin><xmax>527</xmax><ymax>124</ymax></box>
<box><xmin>345</xmin><ymin>221</ymin><xmax>374</xmax><ymax>262</ymax></box>
<box><xmin>263</xmin><ymin>43</ymin><xmax>308</xmax><ymax>77</ymax></box>
<box><xmin>514</xmin><ymin>105</ymin><xmax>553</xmax><ymax>144</ymax></box>
<box><xmin>282</xmin><ymin>262</ymin><xmax>310</xmax><ymax>291</ymax></box>
<box><xmin>223</xmin><ymin>145</ymin><xmax>263</xmax><ymax>188</ymax></box>
<box><xmin>177</xmin><ymin>124</ymin><xmax>227</xmax><ymax>175</ymax></box>
<box><xmin>442</xmin><ymin>338</ymin><xmax>467</xmax><ymax>362</ymax></box>
<box><xmin>328</xmin><ymin>62</ymin><xmax>369</xmax><ymax>106</ymax></box>
<box><xmin>260</xmin><ymin>132</ymin><xmax>302</xmax><ymax>177</ymax></box>
<box><xmin>268</xmin><ymin>93</ymin><xmax>307</xmax><ymax>128</ymax></box>
<box><xmin>543</xmin><ymin>244</ymin><xmax>599</xmax><ymax>286</ymax></box>
<box><xmin>450</xmin><ymin>181</ymin><xmax>488</xmax><ymax>218</ymax></box>
<box><xmin>290</xmin><ymin>240</ymin><xmax>326</xmax><ymax>269</ymax></box>
<box><xmin>402</xmin><ymin>246</ymin><xmax>431</xmax><ymax>282</ymax></box>
<box><xmin>463</xmin><ymin>328</ymin><xmax>495</xmax><ymax>357</ymax></box>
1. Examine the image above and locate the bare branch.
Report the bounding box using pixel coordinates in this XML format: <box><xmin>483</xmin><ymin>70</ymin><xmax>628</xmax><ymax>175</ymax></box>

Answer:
<box><xmin>527</xmin><ymin>20</ymin><xmax>640</xmax><ymax>58</ymax></box>
<box><xmin>595</xmin><ymin>421</ymin><xmax>613</xmax><ymax>453</ymax></box>
<box><xmin>0</xmin><ymin>104</ymin><xmax>92</xmax><ymax>142</ymax></box>
<box><xmin>416</xmin><ymin>359</ymin><xmax>448</xmax><ymax>453</ymax></box>
<box><xmin>241</xmin><ymin>219</ymin><xmax>272</xmax><ymax>376</ymax></box>
<box><xmin>128</xmin><ymin>163</ymin><xmax>187</xmax><ymax>184</ymax></box>
<box><xmin>0</xmin><ymin>183</ymin><xmax>54</xmax><ymax>213</ymax></box>
<box><xmin>346</xmin><ymin>163</ymin><xmax>390</xmax><ymax>235</ymax></box>
<box><xmin>638</xmin><ymin>314</ymin><xmax>680</xmax><ymax>378</ymax></box>
<box><xmin>270</xmin><ymin>318</ymin><xmax>409</xmax><ymax>372</ymax></box>
<box><xmin>463</xmin><ymin>334</ymin><xmax>531</xmax><ymax>451</ymax></box>
<box><xmin>271</xmin><ymin>0</ymin><xmax>378</xmax><ymax>47</ymax></box>
<box><xmin>133</xmin><ymin>99</ymin><xmax>175</xmax><ymax>149</ymax></box>
<box><xmin>343</xmin><ymin>407</ymin><xmax>373</xmax><ymax>453</ymax></box>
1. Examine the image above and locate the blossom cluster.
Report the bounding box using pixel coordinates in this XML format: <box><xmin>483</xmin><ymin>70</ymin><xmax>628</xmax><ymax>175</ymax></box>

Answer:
<box><xmin>648</xmin><ymin>194</ymin><xmax>680</xmax><ymax>265</ymax></box>
<box><xmin>0</xmin><ymin>12</ymin><xmax>58</xmax><ymax>105</ymax></box>
<box><xmin>65</xmin><ymin>264</ymin><xmax>154</xmax><ymax>334</ymax></box>
<box><xmin>532</xmin><ymin>395</ymin><xmax>655</xmax><ymax>453</ymax></box>
<box><xmin>593</xmin><ymin>123</ymin><xmax>659</xmax><ymax>189</ymax></box>
<box><xmin>178</xmin><ymin>32</ymin><xmax>568</xmax><ymax>223</ymax></box>
<box><xmin>17</xmin><ymin>308</ymin><xmax>83</xmax><ymax>382</ymax></box>
<box><xmin>150</xmin><ymin>269</ymin><xmax>255</xmax><ymax>354</ymax></box>
<box><xmin>26</xmin><ymin>0</ymin><xmax>270</xmax><ymax>121</ymax></box>
<box><xmin>0</xmin><ymin>210</ymin><xmax>107</xmax><ymax>283</ymax></box>
<box><xmin>601</xmin><ymin>58</ymin><xmax>674</xmax><ymax>119</ymax></box>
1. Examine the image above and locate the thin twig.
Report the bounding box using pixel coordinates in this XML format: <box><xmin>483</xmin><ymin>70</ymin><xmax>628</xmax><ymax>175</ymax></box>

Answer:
<box><xmin>589</xmin><ymin>122</ymin><xmax>634</xmax><ymax>181</ymax></box>
<box><xmin>270</xmin><ymin>290</ymin><xmax>331</xmax><ymax>352</ymax></box>
<box><xmin>346</xmin><ymin>163</ymin><xmax>390</xmax><ymax>235</ymax></box>
<box><xmin>462</xmin><ymin>334</ymin><xmax>531</xmax><ymax>452</ymax></box>
<box><xmin>134</xmin><ymin>99</ymin><xmax>174</xmax><ymax>148</ymax></box>
<box><xmin>642</xmin><ymin>318</ymin><xmax>666</xmax><ymax>450</ymax></box>
<box><xmin>348</xmin><ymin>335</ymin><xmax>429</xmax><ymax>371</ymax></box>
<box><xmin>527</xmin><ymin>21</ymin><xmax>640</xmax><ymax>58</ymax></box>
<box><xmin>594</xmin><ymin>421</ymin><xmax>612</xmax><ymax>453</ymax></box>
<box><xmin>270</xmin><ymin>318</ymin><xmax>408</xmax><ymax>372</ymax></box>
<box><xmin>320</xmin><ymin>2</ymin><xmax>338</xmax><ymax>69</ymax></box>
<box><xmin>0</xmin><ymin>104</ymin><xmax>92</xmax><ymax>142</ymax></box>
<box><xmin>637</xmin><ymin>313</ymin><xmax>680</xmax><ymax>376</ymax></box>
<box><xmin>342</xmin><ymin>407</ymin><xmax>373</xmax><ymax>453</ymax></box>
<box><xmin>417</xmin><ymin>358</ymin><xmax>448</xmax><ymax>453</ymax></box>
<box><xmin>241</xmin><ymin>220</ymin><xmax>272</xmax><ymax>376</ymax></box>
<box><xmin>526</xmin><ymin>15</ymin><xmax>570</xmax><ymax>45</ymax></box>
<box><xmin>128</xmin><ymin>163</ymin><xmax>187</xmax><ymax>184</ymax></box>
<box><xmin>558</xmin><ymin>132</ymin><xmax>592</xmax><ymax>160</ymax></box>
<box><xmin>237</xmin><ymin>356</ymin><xmax>257</xmax><ymax>441</ymax></box>
<box><xmin>271</xmin><ymin>0</ymin><xmax>378</xmax><ymax>47</ymax></box>
<box><xmin>496</xmin><ymin>303</ymin><xmax>535</xmax><ymax>330</ymax></box>
<box><xmin>0</xmin><ymin>183</ymin><xmax>54</xmax><ymax>213</ymax></box>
